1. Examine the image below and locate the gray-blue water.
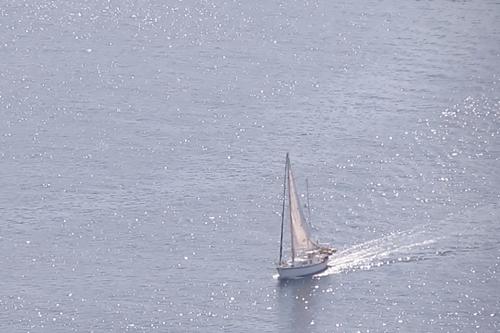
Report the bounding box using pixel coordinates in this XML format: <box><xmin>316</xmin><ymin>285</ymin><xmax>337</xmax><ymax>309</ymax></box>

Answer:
<box><xmin>1</xmin><ymin>1</ymin><xmax>499</xmax><ymax>332</ymax></box>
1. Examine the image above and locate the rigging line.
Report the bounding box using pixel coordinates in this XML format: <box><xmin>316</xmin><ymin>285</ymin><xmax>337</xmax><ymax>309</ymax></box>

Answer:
<box><xmin>306</xmin><ymin>178</ymin><xmax>312</xmax><ymax>227</ymax></box>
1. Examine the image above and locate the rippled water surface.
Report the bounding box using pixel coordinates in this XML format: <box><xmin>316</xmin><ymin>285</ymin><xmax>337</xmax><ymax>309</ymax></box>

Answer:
<box><xmin>1</xmin><ymin>0</ymin><xmax>499</xmax><ymax>332</ymax></box>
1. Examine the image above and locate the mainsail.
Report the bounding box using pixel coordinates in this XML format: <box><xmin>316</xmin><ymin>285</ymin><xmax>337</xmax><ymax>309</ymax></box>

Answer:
<box><xmin>286</xmin><ymin>155</ymin><xmax>319</xmax><ymax>259</ymax></box>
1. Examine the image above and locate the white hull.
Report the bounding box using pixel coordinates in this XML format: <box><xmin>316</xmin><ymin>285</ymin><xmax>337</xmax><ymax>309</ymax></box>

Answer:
<box><xmin>277</xmin><ymin>257</ymin><xmax>329</xmax><ymax>279</ymax></box>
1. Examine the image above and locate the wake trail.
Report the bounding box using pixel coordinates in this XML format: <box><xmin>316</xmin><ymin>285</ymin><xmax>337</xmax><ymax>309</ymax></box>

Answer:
<box><xmin>317</xmin><ymin>228</ymin><xmax>441</xmax><ymax>277</ymax></box>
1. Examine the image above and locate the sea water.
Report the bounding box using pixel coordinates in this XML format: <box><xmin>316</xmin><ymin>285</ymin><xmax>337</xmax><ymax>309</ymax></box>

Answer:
<box><xmin>1</xmin><ymin>0</ymin><xmax>499</xmax><ymax>332</ymax></box>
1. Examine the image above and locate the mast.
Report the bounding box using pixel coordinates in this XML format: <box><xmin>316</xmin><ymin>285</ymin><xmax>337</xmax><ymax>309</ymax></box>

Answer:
<box><xmin>279</xmin><ymin>153</ymin><xmax>288</xmax><ymax>264</ymax></box>
<box><xmin>306</xmin><ymin>178</ymin><xmax>312</xmax><ymax>226</ymax></box>
<box><xmin>287</xmin><ymin>154</ymin><xmax>295</xmax><ymax>263</ymax></box>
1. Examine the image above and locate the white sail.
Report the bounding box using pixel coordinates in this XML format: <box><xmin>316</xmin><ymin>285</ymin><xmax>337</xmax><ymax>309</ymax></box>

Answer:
<box><xmin>287</xmin><ymin>156</ymin><xmax>318</xmax><ymax>258</ymax></box>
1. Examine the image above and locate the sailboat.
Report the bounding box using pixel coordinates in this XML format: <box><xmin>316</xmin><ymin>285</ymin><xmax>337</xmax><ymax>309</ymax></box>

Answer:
<box><xmin>277</xmin><ymin>153</ymin><xmax>335</xmax><ymax>279</ymax></box>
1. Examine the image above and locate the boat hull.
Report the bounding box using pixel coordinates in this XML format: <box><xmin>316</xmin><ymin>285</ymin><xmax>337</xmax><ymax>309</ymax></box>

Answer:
<box><xmin>277</xmin><ymin>258</ymin><xmax>328</xmax><ymax>279</ymax></box>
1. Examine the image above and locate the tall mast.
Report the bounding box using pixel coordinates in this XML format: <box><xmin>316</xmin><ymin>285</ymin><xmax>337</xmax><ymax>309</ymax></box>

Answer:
<box><xmin>279</xmin><ymin>153</ymin><xmax>288</xmax><ymax>264</ymax></box>
<box><xmin>306</xmin><ymin>178</ymin><xmax>312</xmax><ymax>226</ymax></box>
<box><xmin>287</xmin><ymin>154</ymin><xmax>295</xmax><ymax>263</ymax></box>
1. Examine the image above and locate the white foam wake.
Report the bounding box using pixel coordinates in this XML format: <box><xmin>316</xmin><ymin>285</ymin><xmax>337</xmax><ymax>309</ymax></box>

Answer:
<box><xmin>316</xmin><ymin>229</ymin><xmax>439</xmax><ymax>277</ymax></box>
